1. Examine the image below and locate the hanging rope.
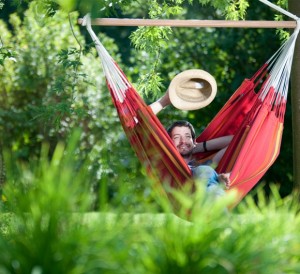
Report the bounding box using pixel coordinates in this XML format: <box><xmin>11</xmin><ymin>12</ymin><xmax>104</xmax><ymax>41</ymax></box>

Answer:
<box><xmin>82</xmin><ymin>15</ymin><xmax>132</xmax><ymax>104</ymax></box>
<box><xmin>259</xmin><ymin>0</ymin><xmax>299</xmax><ymax>21</ymax></box>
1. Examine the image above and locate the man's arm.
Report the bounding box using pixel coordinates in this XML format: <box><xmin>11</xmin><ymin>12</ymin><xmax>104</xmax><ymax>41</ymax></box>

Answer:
<box><xmin>149</xmin><ymin>90</ymin><xmax>171</xmax><ymax>115</ymax></box>
<box><xmin>193</xmin><ymin>136</ymin><xmax>234</xmax><ymax>153</ymax></box>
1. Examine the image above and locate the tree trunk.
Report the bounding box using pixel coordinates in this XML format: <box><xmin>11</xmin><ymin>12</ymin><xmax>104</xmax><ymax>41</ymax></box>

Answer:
<box><xmin>289</xmin><ymin>0</ymin><xmax>300</xmax><ymax>194</ymax></box>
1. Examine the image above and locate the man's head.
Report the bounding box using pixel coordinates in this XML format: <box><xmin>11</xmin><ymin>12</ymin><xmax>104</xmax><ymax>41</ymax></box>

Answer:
<box><xmin>167</xmin><ymin>120</ymin><xmax>196</xmax><ymax>157</ymax></box>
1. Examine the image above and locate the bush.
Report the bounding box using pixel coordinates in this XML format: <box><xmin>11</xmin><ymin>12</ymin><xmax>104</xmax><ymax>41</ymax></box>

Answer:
<box><xmin>0</xmin><ymin>132</ymin><xmax>300</xmax><ymax>273</ymax></box>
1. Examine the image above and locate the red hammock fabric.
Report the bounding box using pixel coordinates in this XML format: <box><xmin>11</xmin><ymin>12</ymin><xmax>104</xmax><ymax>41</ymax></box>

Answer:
<box><xmin>194</xmin><ymin>65</ymin><xmax>285</xmax><ymax>203</ymax></box>
<box><xmin>84</xmin><ymin>15</ymin><xmax>298</xmax><ymax>206</ymax></box>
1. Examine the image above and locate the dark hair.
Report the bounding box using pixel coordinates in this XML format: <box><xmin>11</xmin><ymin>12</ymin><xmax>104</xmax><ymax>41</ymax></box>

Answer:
<box><xmin>167</xmin><ymin>120</ymin><xmax>196</xmax><ymax>141</ymax></box>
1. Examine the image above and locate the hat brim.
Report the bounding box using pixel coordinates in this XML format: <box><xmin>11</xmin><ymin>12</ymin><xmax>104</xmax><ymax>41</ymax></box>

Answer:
<box><xmin>168</xmin><ymin>69</ymin><xmax>217</xmax><ymax>111</ymax></box>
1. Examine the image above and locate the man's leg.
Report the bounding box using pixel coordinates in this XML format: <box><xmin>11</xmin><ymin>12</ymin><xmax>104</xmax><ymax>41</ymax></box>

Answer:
<box><xmin>192</xmin><ymin>165</ymin><xmax>225</xmax><ymax>196</ymax></box>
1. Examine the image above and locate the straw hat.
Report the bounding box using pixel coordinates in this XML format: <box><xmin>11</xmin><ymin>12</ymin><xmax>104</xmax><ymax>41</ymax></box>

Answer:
<box><xmin>168</xmin><ymin>69</ymin><xmax>217</xmax><ymax>110</ymax></box>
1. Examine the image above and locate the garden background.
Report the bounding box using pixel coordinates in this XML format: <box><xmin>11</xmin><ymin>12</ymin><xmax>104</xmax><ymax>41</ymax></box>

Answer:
<box><xmin>0</xmin><ymin>0</ymin><xmax>300</xmax><ymax>273</ymax></box>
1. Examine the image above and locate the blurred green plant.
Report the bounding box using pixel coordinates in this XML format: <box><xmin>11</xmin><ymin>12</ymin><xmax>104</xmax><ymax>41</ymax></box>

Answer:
<box><xmin>1</xmin><ymin>140</ymin><xmax>300</xmax><ymax>273</ymax></box>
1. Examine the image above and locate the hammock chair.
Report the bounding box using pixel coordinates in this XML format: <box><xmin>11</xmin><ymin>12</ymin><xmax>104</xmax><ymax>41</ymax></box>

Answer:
<box><xmin>82</xmin><ymin>4</ymin><xmax>300</xmax><ymax>206</ymax></box>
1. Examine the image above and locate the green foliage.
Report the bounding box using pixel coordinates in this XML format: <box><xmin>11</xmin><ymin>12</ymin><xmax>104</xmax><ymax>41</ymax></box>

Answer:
<box><xmin>224</xmin><ymin>0</ymin><xmax>249</xmax><ymax>20</ymax></box>
<box><xmin>0</xmin><ymin>44</ymin><xmax>16</xmax><ymax>67</ymax></box>
<box><xmin>128</xmin><ymin>0</ymin><xmax>184</xmax><ymax>96</ymax></box>
<box><xmin>1</xmin><ymin>140</ymin><xmax>300</xmax><ymax>272</ymax></box>
<box><xmin>32</xmin><ymin>0</ymin><xmax>60</xmax><ymax>17</ymax></box>
<box><xmin>4</xmin><ymin>130</ymin><xmax>91</xmax><ymax>213</ymax></box>
<box><xmin>129</xmin><ymin>25</ymin><xmax>171</xmax><ymax>96</ymax></box>
<box><xmin>52</xmin><ymin>0</ymin><xmax>131</xmax><ymax>16</ymax></box>
<box><xmin>274</xmin><ymin>0</ymin><xmax>290</xmax><ymax>42</ymax></box>
<box><xmin>0</xmin><ymin>1</ymin><xmax>152</xmax><ymax>208</ymax></box>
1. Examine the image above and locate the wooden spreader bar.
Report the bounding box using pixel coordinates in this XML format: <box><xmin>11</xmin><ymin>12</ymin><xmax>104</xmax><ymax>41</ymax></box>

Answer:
<box><xmin>78</xmin><ymin>18</ymin><xmax>296</xmax><ymax>29</ymax></box>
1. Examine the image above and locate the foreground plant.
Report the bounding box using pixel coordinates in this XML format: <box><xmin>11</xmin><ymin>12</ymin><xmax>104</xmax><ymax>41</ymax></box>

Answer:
<box><xmin>0</xmin><ymin>132</ymin><xmax>300</xmax><ymax>273</ymax></box>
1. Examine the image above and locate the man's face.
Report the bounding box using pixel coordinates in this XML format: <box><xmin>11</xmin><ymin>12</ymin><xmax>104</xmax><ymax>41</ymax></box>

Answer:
<box><xmin>170</xmin><ymin>126</ymin><xmax>195</xmax><ymax>157</ymax></box>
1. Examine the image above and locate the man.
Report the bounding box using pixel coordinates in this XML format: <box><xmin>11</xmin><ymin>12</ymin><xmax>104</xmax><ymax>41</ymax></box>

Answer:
<box><xmin>167</xmin><ymin>120</ymin><xmax>230</xmax><ymax>191</ymax></box>
<box><xmin>150</xmin><ymin>90</ymin><xmax>231</xmax><ymax>192</ymax></box>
